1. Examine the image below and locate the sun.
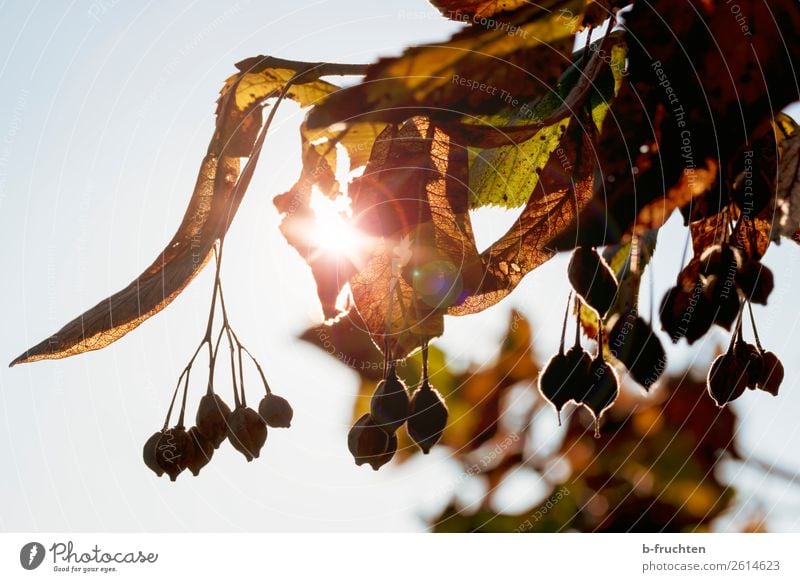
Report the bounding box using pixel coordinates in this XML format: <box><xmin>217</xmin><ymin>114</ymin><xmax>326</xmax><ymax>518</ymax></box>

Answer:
<box><xmin>309</xmin><ymin>189</ymin><xmax>365</xmax><ymax>257</ymax></box>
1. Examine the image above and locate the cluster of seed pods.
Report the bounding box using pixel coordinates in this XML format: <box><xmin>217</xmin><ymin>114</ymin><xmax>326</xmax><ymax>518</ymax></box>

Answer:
<box><xmin>348</xmin><ymin>344</ymin><xmax>448</xmax><ymax>469</ymax></box>
<box><xmin>539</xmin><ymin>242</ymin><xmax>784</xmax><ymax>432</ymax></box>
<box><xmin>707</xmin><ymin>305</ymin><xmax>784</xmax><ymax>406</ymax></box>
<box><xmin>540</xmin><ymin>246</ymin><xmax>643</xmax><ymax>436</ymax></box>
<box><xmin>539</xmin><ymin>296</ymin><xmax>619</xmax><ymax>437</ymax></box>
<box><xmin>143</xmin><ymin>253</ymin><xmax>294</xmax><ymax>481</ymax></box>
<box><xmin>143</xmin><ymin>372</ymin><xmax>294</xmax><ymax>481</ymax></box>
<box><xmin>660</xmin><ymin>243</ymin><xmax>774</xmax><ymax>343</ymax></box>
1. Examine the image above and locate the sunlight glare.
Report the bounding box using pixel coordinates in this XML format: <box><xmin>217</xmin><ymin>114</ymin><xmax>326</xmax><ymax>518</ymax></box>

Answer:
<box><xmin>310</xmin><ymin>189</ymin><xmax>362</xmax><ymax>256</ymax></box>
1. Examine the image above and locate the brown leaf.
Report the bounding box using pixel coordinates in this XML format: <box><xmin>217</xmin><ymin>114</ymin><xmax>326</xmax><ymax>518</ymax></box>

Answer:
<box><xmin>432</xmin><ymin>31</ymin><xmax>623</xmax><ymax>149</ymax></box>
<box><xmin>307</xmin><ymin>0</ymin><xmax>582</xmax><ymax>128</ymax></box>
<box><xmin>12</xmin><ymin>62</ymin><xmax>333</xmax><ymax>365</ymax></box>
<box><xmin>347</xmin><ymin>118</ymin><xmax>472</xmax><ymax>358</ymax></box>
<box><xmin>274</xmin><ymin>116</ymin><xmax>386</xmax><ymax>320</ymax></box>
<box><xmin>299</xmin><ymin>311</ymin><xmax>386</xmax><ymax>381</ymax></box>
<box><xmin>451</xmin><ymin>115</ymin><xmax>596</xmax><ymax>314</ymax></box>
<box><xmin>690</xmin><ymin>208</ymin><xmax>728</xmax><ymax>258</ymax></box>
<box><xmin>12</xmin><ymin>153</ymin><xmax>240</xmax><ymax>366</ymax></box>
<box><xmin>634</xmin><ymin>159</ymin><xmax>719</xmax><ymax>237</ymax></box>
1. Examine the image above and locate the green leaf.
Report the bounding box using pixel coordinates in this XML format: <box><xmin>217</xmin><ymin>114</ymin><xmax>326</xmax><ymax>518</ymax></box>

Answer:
<box><xmin>467</xmin><ymin>34</ymin><xmax>627</xmax><ymax>209</ymax></box>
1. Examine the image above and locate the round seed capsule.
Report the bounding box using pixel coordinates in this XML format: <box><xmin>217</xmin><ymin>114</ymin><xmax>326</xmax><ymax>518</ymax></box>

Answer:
<box><xmin>155</xmin><ymin>427</ymin><xmax>195</xmax><ymax>481</ymax></box>
<box><xmin>734</xmin><ymin>341</ymin><xmax>763</xmax><ymax>390</ymax></box>
<box><xmin>407</xmin><ymin>382</ymin><xmax>448</xmax><ymax>454</ymax></box>
<box><xmin>707</xmin><ymin>352</ymin><xmax>748</xmax><ymax>406</ymax></box>
<box><xmin>186</xmin><ymin>426</ymin><xmax>214</xmax><ymax>476</ymax></box>
<box><xmin>370</xmin><ymin>366</ymin><xmax>410</xmax><ymax>433</ymax></box>
<box><xmin>258</xmin><ymin>393</ymin><xmax>294</xmax><ymax>428</ymax></box>
<box><xmin>567</xmin><ymin>247</ymin><xmax>619</xmax><ymax>317</ymax></box>
<box><xmin>608</xmin><ymin>310</ymin><xmax>666</xmax><ymax>390</ymax></box>
<box><xmin>143</xmin><ymin>431</ymin><xmax>165</xmax><ymax>477</ymax></box>
<box><xmin>196</xmin><ymin>392</ymin><xmax>232</xmax><ymax>449</ymax></box>
<box><xmin>348</xmin><ymin>413</ymin><xmax>392</xmax><ymax>469</ymax></box>
<box><xmin>757</xmin><ymin>351</ymin><xmax>784</xmax><ymax>396</ymax></box>
<box><xmin>227</xmin><ymin>406</ymin><xmax>267</xmax><ymax>462</ymax></box>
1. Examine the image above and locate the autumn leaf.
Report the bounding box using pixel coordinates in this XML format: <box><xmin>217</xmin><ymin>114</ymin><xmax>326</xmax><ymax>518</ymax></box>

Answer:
<box><xmin>467</xmin><ymin>35</ymin><xmax>626</xmax><ymax>209</ymax></box>
<box><xmin>432</xmin><ymin>30</ymin><xmax>621</xmax><ymax>149</ymax></box>
<box><xmin>450</xmin><ymin>113</ymin><xmax>596</xmax><ymax>315</ymax></box>
<box><xmin>299</xmin><ymin>311</ymin><xmax>387</xmax><ymax>381</ymax></box>
<box><xmin>307</xmin><ymin>0</ymin><xmax>583</xmax><ymax>129</ymax></box>
<box><xmin>347</xmin><ymin>117</ymin><xmax>477</xmax><ymax>358</ymax></box>
<box><xmin>274</xmin><ymin>110</ymin><xmax>386</xmax><ymax>320</ymax></box>
<box><xmin>11</xmin><ymin>60</ymin><xmax>353</xmax><ymax>365</ymax></box>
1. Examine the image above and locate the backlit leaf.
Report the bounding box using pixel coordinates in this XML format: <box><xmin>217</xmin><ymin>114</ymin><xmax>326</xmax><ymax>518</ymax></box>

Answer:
<box><xmin>307</xmin><ymin>1</ymin><xmax>583</xmax><ymax>128</ymax></box>
<box><xmin>12</xmin><ymin>62</ymin><xmax>340</xmax><ymax>365</ymax></box>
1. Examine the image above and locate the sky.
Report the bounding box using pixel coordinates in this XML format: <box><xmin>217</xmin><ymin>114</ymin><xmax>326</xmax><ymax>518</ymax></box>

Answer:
<box><xmin>1</xmin><ymin>0</ymin><xmax>799</xmax><ymax>532</ymax></box>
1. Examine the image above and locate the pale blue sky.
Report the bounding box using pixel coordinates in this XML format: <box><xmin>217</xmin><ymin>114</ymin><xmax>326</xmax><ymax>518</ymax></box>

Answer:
<box><xmin>1</xmin><ymin>0</ymin><xmax>799</xmax><ymax>532</ymax></box>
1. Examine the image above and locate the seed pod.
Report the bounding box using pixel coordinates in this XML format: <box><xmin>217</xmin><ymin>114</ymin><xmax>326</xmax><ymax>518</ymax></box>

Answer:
<box><xmin>348</xmin><ymin>413</ymin><xmax>392</xmax><ymax>469</ymax></box>
<box><xmin>539</xmin><ymin>353</ymin><xmax>575</xmax><ymax>422</ymax></box>
<box><xmin>582</xmin><ymin>358</ymin><xmax>619</xmax><ymax>426</ymax></box>
<box><xmin>369</xmin><ymin>431</ymin><xmax>398</xmax><ymax>471</ymax></box>
<box><xmin>707</xmin><ymin>350</ymin><xmax>748</xmax><ymax>406</ymax></box>
<box><xmin>734</xmin><ymin>341</ymin><xmax>763</xmax><ymax>390</ymax></box>
<box><xmin>407</xmin><ymin>382</ymin><xmax>448</xmax><ymax>454</ymax></box>
<box><xmin>757</xmin><ymin>351</ymin><xmax>784</xmax><ymax>396</ymax></box>
<box><xmin>186</xmin><ymin>426</ymin><xmax>214</xmax><ymax>476</ymax></box>
<box><xmin>258</xmin><ymin>393</ymin><xmax>294</xmax><ymax>428</ymax></box>
<box><xmin>567</xmin><ymin>246</ymin><xmax>618</xmax><ymax>317</ymax></box>
<box><xmin>659</xmin><ymin>285</ymin><xmax>714</xmax><ymax>344</ymax></box>
<box><xmin>699</xmin><ymin>244</ymin><xmax>741</xmax><ymax>279</ymax></box>
<box><xmin>227</xmin><ymin>406</ymin><xmax>267</xmax><ymax>462</ymax></box>
<box><xmin>370</xmin><ymin>366</ymin><xmax>410</xmax><ymax>432</ymax></box>
<box><xmin>539</xmin><ymin>347</ymin><xmax>591</xmax><ymax>421</ymax></box>
<box><xmin>196</xmin><ymin>392</ymin><xmax>232</xmax><ymax>449</ymax></box>
<box><xmin>155</xmin><ymin>427</ymin><xmax>195</xmax><ymax>481</ymax></box>
<box><xmin>563</xmin><ymin>345</ymin><xmax>593</xmax><ymax>404</ymax></box>
<box><xmin>735</xmin><ymin>260</ymin><xmax>774</xmax><ymax>305</ymax></box>
<box><xmin>143</xmin><ymin>431</ymin><xmax>165</xmax><ymax>477</ymax></box>
<box><xmin>608</xmin><ymin>310</ymin><xmax>666</xmax><ymax>390</ymax></box>
<box><xmin>582</xmin><ymin>328</ymin><xmax>619</xmax><ymax>436</ymax></box>
<box><xmin>703</xmin><ymin>277</ymin><xmax>740</xmax><ymax>331</ymax></box>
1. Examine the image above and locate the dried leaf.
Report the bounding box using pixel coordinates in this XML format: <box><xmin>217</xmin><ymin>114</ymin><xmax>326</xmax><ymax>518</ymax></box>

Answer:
<box><xmin>307</xmin><ymin>1</ymin><xmax>582</xmax><ymax>128</ymax></box>
<box><xmin>347</xmin><ymin>117</ymin><xmax>476</xmax><ymax>357</ymax></box>
<box><xmin>12</xmin><ymin>62</ymin><xmax>335</xmax><ymax>365</ymax></box>
<box><xmin>12</xmin><ymin>154</ymin><xmax>238</xmax><ymax>365</ymax></box>
<box><xmin>299</xmin><ymin>311</ymin><xmax>387</xmax><ymax>381</ymax></box>
<box><xmin>451</xmin><ymin>115</ymin><xmax>596</xmax><ymax>316</ymax></box>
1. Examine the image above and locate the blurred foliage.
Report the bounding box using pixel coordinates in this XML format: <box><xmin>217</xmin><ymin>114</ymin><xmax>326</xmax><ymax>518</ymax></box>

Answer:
<box><xmin>304</xmin><ymin>310</ymin><xmax>756</xmax><ymax>532</ymax></box>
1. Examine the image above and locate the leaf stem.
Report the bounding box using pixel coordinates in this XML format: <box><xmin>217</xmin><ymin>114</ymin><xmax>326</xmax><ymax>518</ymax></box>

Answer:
<box><xmin>559</xmin><ymin>291</ymin><xmax>573</xmax><ymax>354</ymax></box>
<box><xmin>176</xmin><ymin>369</ymin><xmax>191</xmax><ymax>429</ymax></box>
<box><xmin>747</xmin><ymin>301</ymin><xmax>764</xmax><ymax>351</ymax></box>
<box><xmin>421</xmin><ymin>341</ymin><xmax>429</xmax><ymax>384</ymax></box>
<box><xmin>162</xmin><ymin>368</ymin><xmax>187</xmax><ymax>432</ymax></box>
